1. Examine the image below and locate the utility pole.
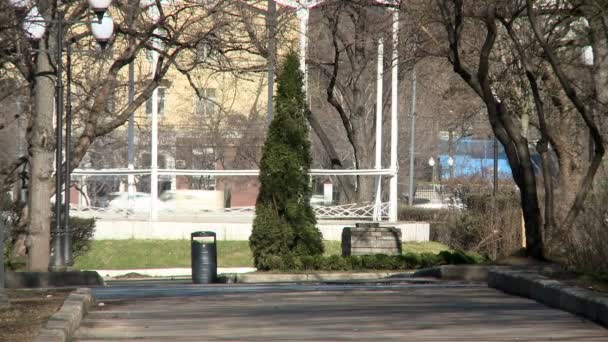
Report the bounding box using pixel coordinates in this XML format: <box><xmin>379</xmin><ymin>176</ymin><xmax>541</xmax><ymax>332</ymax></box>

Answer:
<box><xmin>407</xmin><ymin>68</ymin><xmax>417</xmax><ymax>206</ymax></box>
<box><xmin>493</xmin><ymin>136</ymin><xmax>498</xmax><ymax>196</ymax></box>
<box><xmin>266</xmin><ymin>0</ymin><xmax>276</xmax><ymax>124</ymax></box>
<box><xmin>127</xmin><ymin>0</ymin><xmax>136</xmax><ymax>202</ymax></box>
<box><xmin>51</xmin><ymin>10</ymin><xmax>66</xmax><ymax>271</ymax></box>
<box><xmin>373</xmin><ymin>39</ymin><xmax>383</xmax><ymax>222</ymax></box>
<box><xmin>0</xmin><ymin>219</ymin><xmax>7</xmax><ymax>308</ymax></box>
<box><xmin>388</xmin><ymin>8</ymin><xmax>399</xmax><ymax>223</ymax></box>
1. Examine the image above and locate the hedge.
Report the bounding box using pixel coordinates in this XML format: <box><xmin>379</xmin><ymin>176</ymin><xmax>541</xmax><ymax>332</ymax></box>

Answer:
<box><xmin>258</xmin><ymin>250</ymin><xmax>485</xmax><ymax>272</ymax></box>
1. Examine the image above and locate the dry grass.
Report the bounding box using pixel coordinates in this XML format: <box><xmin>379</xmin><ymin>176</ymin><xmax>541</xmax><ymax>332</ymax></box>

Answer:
<box><xmin>0</xmin><ymin>289</ymin><xmax>71</xmax><ymax>342</ymax></box>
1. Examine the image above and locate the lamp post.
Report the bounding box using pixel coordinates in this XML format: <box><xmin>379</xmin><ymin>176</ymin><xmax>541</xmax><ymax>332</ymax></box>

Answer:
<box><xmin>428</xmin><ymin>157</ymin><xmax>435</xmax><ymax>184</ymax></box>
<box><xmin>13</xmin><ymin>0</ymin><xmax>115</xmax><ymax>270</ymax></box>
<box><xmin>447</xmin><ymin>156</ymin><xmax>454</xmax><ymax>179</ymax></box>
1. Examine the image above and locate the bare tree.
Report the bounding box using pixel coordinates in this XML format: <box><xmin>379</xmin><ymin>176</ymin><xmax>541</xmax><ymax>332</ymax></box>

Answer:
<box><xmin>429</xmin><ymin>0</ymin><xmax>607</xmax><ymax>259</ymax></box>
<box><xmin>1</xmin><ymin>0</ymin><xmax>263</xmax><ymax>270</ymax></box>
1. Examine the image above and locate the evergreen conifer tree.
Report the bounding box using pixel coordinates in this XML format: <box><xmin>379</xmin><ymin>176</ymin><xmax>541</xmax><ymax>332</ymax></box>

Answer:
<box><xmin>249</xmin><ymin>52</ymin><xmax>324</xmax><ymax>270</ymax></box>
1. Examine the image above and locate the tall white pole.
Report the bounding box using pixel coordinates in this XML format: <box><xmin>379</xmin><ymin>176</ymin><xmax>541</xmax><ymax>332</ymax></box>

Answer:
<box><xmin>373</xmin><ymin>39</ymin><xmax>383</xmax><ymax>221</ymax></box>
<box><xmin>150</xmin><ymin>35</ymin><xmax>159</xmax><ymax>221</ymax></box>
<box><xmin>298</xmin><ymin>8</ymin><xmax>308</xmax><ymax>95</ymax></box>
<box><xmin>407</xmin><ymin>68</ymin><xmax>417</xmax><ymax>206</ymax></box>
<box><xmin>389</xmin><ymin>9</ymin><xmax>399</xmax><ymax>222</ymax></box>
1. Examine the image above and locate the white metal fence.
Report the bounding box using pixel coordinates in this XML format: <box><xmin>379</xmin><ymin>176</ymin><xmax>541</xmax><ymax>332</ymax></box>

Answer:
<box><xmin>70</xmin><ymin>168</ymin><xmax>396</xmax><ymax>221</ymax></box>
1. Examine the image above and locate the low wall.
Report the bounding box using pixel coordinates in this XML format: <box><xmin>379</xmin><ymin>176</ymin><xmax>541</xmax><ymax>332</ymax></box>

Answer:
<box><xmin>93</xmin><ymin>220</ymin><xmax>430</xmax><ymax>242</ymax></box>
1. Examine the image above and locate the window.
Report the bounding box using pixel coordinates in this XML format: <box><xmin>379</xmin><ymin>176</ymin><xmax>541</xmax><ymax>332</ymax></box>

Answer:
<box><xmin>146</xmin><ymin>87</ymin><xmax>166</xmax><ymax>116</ymax></box>
<box><xmin>194</xmin><ymin>88</ymin><xmax>216</xmax><ymax>118</ymax></box>
<box><xmin>105</xmin><ymin>91</ymin><xmax>115</xmax><ymax>114</ymax></box>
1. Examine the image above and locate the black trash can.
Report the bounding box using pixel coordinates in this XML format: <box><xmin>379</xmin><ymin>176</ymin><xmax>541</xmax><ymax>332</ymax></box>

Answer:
<box><xmin>191</xmin><ymin>231</ymin><xmax>217</xmax><ymax>284</ymax></box>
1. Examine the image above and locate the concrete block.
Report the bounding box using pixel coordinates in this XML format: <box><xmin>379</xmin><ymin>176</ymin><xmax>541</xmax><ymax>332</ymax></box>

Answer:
<box><xmin>34</xmin><ymin>329</ymin><xmax>65</xmax><ymax>342</ymax></box>
<box><xmin>33</xmin><ymin>287</ymin><xmax>94</xmax><ymax>342</ymax></box>
<box><xmin>529</xmin><ymin>279</ymin><xmax>563</xmax><ymax>309</ymax></box>
<box><xmin>488</xmin><ymin>268</ymin><xmax>608</xmax><ymax>328</ymax></box>
<box><xmin>597</xmin><ymin>297</ymin><xmax>608</xmax><ymax>327</ymax></box>
<box><xmin>5</xmin><ymin>271</ymin><xmax>104</xmax><ymax>289</ymax></box>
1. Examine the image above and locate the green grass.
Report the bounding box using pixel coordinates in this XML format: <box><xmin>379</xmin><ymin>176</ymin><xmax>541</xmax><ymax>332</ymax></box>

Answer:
<box><xmin>74</xmin><ymin>240</ymin><xmax>451</xmax><ymax>270</ymax></box>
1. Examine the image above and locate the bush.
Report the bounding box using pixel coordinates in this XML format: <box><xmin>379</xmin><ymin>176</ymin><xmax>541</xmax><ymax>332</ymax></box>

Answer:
<box><xmin>264</xmin><ymin>250</ymin><xmax>482</xmax><ymax>272</ymax></box>
<box><xmin>566</xmin><ymin>175</ymin><xmax>608</xmax><ymax>276</ymax></box>
<box><xmin>51</xmin><ymin>216</ymin><xmax>96</xmax><ymax>259</ymax></box>
<box><xmin>1</xmin><ymin>194</ymin><xmax>96</xmax><ymax>269</ymax></box>
<box><xmin>250</xmin><ymin>52</ymin><xmax>323</xmax><ymax>270</ymax></box>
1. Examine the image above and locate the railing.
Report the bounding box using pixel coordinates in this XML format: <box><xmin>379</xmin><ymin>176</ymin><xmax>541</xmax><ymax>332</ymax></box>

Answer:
<box><xmin>69</xmin><ymin>201</ymin><xmax>389</xmax><ymax>221</ymax></box>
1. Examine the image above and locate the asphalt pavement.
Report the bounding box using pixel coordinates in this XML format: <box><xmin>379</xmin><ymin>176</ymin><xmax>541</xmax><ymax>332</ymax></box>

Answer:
<box><xmin>73</xmin><ymin>280</ymin><xmax>608</xmax><ymax>341</ymax></box>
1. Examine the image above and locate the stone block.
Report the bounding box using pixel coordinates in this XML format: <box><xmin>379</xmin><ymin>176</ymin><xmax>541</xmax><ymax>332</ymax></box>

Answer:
<box><xmin>6</xmin><ymin>271</ymin><xmax>104</xmax><ymax>289</ymax></box>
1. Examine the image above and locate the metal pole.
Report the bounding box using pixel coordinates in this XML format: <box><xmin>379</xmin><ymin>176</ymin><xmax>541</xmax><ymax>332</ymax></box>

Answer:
<box><xmin>51</xmin><ymin>10</ymin><xmax>65</xmax><ymax>270</ymax></box>
<box><xmin>388</xmin><ymin>9</ymin><xmax>399</xmax><ymax>222</ymax></box>
<box><xmin>407</xmin><ymin>68</ymin><xmax>417</xmax><ymax>206</ymax></box>
<box><xmin>127</xmin><ymin>1</ymin><xmax>136</xmax><ymax>202</ymax></box>
<box><xmin>298</xmin><ymin>8</ymin><xmax>308</xmax><ymax>97</ymax></box>
<box><xmin>127</xmin><ymin>62</ymin><xmax>135</xmax><ymax>199</ymax></box>
<box><xmin>63</xmin><ymin>41</ymin><xmax>73</xmax><ymax>266</ymax></box>
<box><xmin>150</xmin><ymin>35</ymin><xmax>159</xmax><ymax>221</ymax></box>
<box><xmin>449</xmin><ymin>130</ymin><xmax>454</xmax><ymax>179</ymax></box>
<box><xmin>266</xmin><ymin>0</ymin><xmax>276</xmax><ymax>124</ymax></box>
<box><xmin>493</xmin><ymin>136</ymin><xmax>498</xmax><ymax>196</ymax></box>
<box><xmin>373</xmin><ymin>39</ymin><xmax>383</xmax><ymax>221</ymax></box>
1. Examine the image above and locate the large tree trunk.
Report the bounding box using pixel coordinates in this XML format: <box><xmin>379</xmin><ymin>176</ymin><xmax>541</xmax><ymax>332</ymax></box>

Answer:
<box><xmin>0</xmin><ymin>218</ymin><xmax>8</xmax><ymax>308</ymax></box>
<box><xmin>26</xmin><ymin>37</ymin><xmax>55</xmax><ymax>271</ymax></box>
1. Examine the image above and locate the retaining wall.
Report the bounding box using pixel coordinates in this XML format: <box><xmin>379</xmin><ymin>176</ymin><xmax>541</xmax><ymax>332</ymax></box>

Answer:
<box><xmin>93</xmin><ymin>220</ymin><xmax>430</xmax><ymax>241</ymax></box>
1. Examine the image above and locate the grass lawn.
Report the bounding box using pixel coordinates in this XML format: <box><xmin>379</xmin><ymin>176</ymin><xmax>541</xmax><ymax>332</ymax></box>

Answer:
<box><xmin>74</xmin><ymin>240</ymin><xmax>450</xmax><ymax>270</ymax></box>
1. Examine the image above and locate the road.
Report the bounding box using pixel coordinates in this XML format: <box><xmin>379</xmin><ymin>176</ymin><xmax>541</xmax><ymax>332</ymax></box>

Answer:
<box><xmin>73</xmin><ymin>281</ymin><xmax>608</xmax><ymax>341</ymax></box>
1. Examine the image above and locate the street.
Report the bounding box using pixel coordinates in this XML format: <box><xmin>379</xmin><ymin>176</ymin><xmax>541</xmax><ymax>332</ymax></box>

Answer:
<box><xmin>74</xmin><ymin>281</ymin><xmax>608</xmax><ymax>341</ymax></box>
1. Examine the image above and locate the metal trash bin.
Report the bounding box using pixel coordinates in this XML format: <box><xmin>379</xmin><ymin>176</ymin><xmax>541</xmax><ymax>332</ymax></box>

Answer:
<box><xmin>191</xmin><ymin>231</ymin><xmax>217</xmax><ymax>284</ymax></box>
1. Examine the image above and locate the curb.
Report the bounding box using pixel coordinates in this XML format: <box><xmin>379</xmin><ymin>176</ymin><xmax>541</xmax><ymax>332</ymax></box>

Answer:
<box><xmin>6</xmin><ymin>271</ymin><xmax>104</xmax><ymax>289</ymax></box>
<box><xmin>412</xmin><ymin>265</ymin><xmax>491</xmax><ymax>282</ymax></box>
<box><xmin>488</xmin><ymin>269</ymin><xmax>608</xmax><ymax>328</ymax></box>
<box><xmin>33</xmin><ymin>288</ymin><xmax>95</xmax><ymax>342</ymax></box>
<box><xmin>234</xmin><ymin>271</ymin><xmax>404</xmax><ymax>283</ymax></box>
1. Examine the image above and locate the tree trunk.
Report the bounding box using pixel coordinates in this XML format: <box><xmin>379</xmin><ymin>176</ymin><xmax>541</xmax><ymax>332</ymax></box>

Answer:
<box><xmin>26</xmin><ymin>37</ymin><xmax>55</xmax><ymax>271</ymax></box>
<box><xmin>0</xmin><ymin>219</ymin><xmax>8</xmax><ymax>308</ymax></box>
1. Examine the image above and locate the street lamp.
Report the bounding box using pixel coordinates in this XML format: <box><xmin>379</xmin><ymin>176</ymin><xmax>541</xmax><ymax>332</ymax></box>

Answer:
<box><xmin>447</xmin><ymin>156</ymin><xmax>454</xmax><ymax>179</ymax></box>
<box><xmin>12</xmin><ymin>0</ymin><xmax>115</xmax><ymax>271</ymax></box>
<box><xmin>428</xmin><ymin>157</ymin><xmax>435</xmax><ymax>183</ymax></box>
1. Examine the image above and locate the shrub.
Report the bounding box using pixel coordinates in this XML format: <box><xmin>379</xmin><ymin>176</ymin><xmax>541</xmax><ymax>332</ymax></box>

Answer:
<box><xmin>52</xmin><ymin>216</ymin><xmax>96</xmax><ymax>259</ymax></box>
<box><xmin>265</xmin><ymin>250</ymin><xmax>482</xmax><ymax>272</ymax></box>
<box><xmin>250</xmin><ymin>52</ymin><xmax>323</xmax><ymax>270</ymax></box>
<box><xmin>566</xmin><ymin>176</ymin><xmax>608</xmax><ymax>276</ymax></box>
<box><xmin>1</xmin><ymin>194</ymin><xmax>96</xmax><ymax>269</ymax></box>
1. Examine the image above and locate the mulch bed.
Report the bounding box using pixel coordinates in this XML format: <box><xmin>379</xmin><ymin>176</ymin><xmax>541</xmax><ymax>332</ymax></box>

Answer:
<box><xmin>0</xmin><ymin>288</ymin><xmax>71</xmax><ymax>342</ymax></box>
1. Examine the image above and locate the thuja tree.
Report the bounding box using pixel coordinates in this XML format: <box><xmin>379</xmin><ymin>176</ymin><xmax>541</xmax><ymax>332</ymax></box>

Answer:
<box><xmin>250</xmin><ymin>52</ymin><xmax>324</xmax><ymax>270</ymax></box>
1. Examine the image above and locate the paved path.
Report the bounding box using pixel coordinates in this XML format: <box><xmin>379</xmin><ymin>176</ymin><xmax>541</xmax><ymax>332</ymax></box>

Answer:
<box><xmin>75</xmin><ymin>282</ymin><xmax>608</xmax><ymax>341</ymax></box>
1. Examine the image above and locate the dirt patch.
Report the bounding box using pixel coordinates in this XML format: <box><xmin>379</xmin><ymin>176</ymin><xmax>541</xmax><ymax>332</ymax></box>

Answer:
<box><xmin>0</xmin><ymin>288</ymin><xmax>71</xmax><ymax>342</ymax></box>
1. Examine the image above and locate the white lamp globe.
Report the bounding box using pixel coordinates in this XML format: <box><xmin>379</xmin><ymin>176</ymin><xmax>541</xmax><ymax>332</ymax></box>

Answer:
<box><xmin>428</xmin><ymin>157</ymin><xmax>435</xmax><ymax>167</ymax></box>
<box><xmin>583</xmin><ymin>46</ymin><xmax>594</xmax><ymax>66</ymax></box>
<box><xmin>9</xmin><ymin>0</ymin><xmax>32</xmax><ymax>10</ymax></box>
<box><xmin>90</xmin><ymin>13</ymin><xmax>114</xmax><ymax>49</ymax></box>
<box><xmin>447</xmin><ymin>156</ymin><xmax>454</xmax><ymax>167</ymax></box>
<box><xmin>23</xmin><ymin>6</ymin><xmax>46</xmax><ymax>41</ymax></box>
<box><xmin>87</xmin><ymin>0</ymin><xmax>112</xmax><ymax>20</ymax></box>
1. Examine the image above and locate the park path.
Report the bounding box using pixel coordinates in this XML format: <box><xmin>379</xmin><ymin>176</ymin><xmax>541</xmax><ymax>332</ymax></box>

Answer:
<box><xmin>73</xmin><ymin>282</ymin><xmax>608</xmax><ymax>341</ymax></box>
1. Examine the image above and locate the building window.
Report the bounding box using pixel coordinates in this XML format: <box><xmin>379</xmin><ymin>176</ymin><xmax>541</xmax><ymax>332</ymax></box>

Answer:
<box><xmin>146</xmin><ymin>87</ymin><xmax>166</xmax><ymax>116</ymax></box>
<box><xmin>196</xmin><ymin>40</ymin><xmax>220</xmax><ymax>63</ymax></box>
<box><xmin>105</xmin><ymin>91</ymin><xmax>115</xmax><ymax>114</ymax></box>
<box><xmin>194</xmin><ymin>88</ymin><xmax>216</xmax><ymax>118</ymax></box>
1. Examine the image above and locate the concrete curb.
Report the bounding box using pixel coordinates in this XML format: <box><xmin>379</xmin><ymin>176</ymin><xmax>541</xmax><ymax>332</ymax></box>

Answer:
<box><xmin>234</xmin><ymin>271</ymin><xmax>404</xmax><ymax>283</ymax></box>
<box><xmin>33</xmin><ymin>288</ymin><xmax>95</xmax><ymax>342</ymax></box>
<box><xmin>412</xmin><ymin>265</ymin><xmax>491</xmax><ymax>282</ymax></box>
<box><xmin>6</xmin><ymin>271</ymin><xmax>104</xmax><ymax>289</ymax></box>
<box><xmin>488</xmin><ymin>269</ymin><xmax>608</xmax><ymax>328</ymax></box>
